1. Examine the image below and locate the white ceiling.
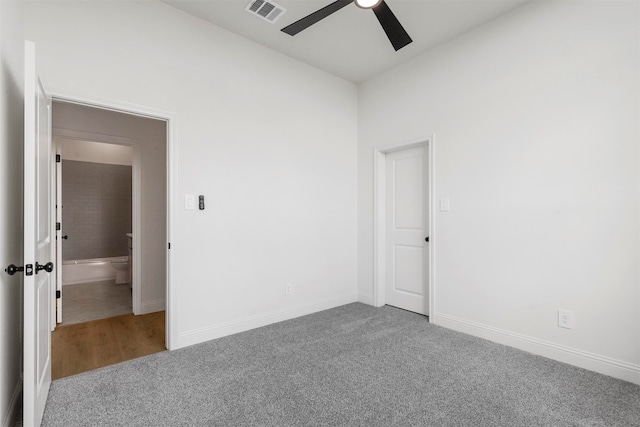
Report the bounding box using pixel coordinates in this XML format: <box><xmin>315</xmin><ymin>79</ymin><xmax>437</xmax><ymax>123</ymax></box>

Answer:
<box><xmin>162</xmin><ymin>0</ymin><xmax>530</xmax><ymax>83</ymax></box>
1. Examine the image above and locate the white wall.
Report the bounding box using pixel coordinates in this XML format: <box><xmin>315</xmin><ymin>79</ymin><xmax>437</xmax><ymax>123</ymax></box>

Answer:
<box><xmin>60</xmin><ymin>138</ymin><xmax>133</xmax><ymax>166</ymax></box>
<box><xmin>358</xmin><ymin>0</ymin><xmax>640</xmax><ymax>383</ymax></box>
<box><xmin>25</xmin><ymin>1</ymin><xmax>359</xmax><ymax>348</ymax></box>
<box><xmin>18</xmin><ymin>0</ymin><xmax>640</xmax><ymax>391</ymax></box>
<box><xmin>0</xmin><ymin>2</ymin><xmax>24</xmax><ymax>426</ymax></box>
<box><xmin>53</xmin><ymin>101</ymin><xmax>166</xmax><ymax>314</ymax></box>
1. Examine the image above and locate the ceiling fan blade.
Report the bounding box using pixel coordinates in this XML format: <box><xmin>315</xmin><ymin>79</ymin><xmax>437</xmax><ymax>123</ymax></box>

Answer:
<box><xmin>281</xmin><ymin>0</ymin><xmax>353</xmax><ymax>36</ymax></box>
<box><xmin>372</xmin><ymin>0</ymin><xmax>412</xmax><ymax>51</ymax></box>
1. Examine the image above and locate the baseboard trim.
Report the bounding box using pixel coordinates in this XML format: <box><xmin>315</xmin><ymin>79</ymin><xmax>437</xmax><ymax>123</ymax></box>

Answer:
<box><xmin>176</xmin><ymin>294</ymin><xmax>359</xmax><ymax>349</ymax></box>
<box><xmin>139</xmin><ymin>299</ymin><xmax>166</xmax><ymax>315</ymax></box>
<box><xmin>432</xmin><ymin>312</ymin><xmax>640</xmax><ymax>386</ymax></box>
<box><xmin>2</xmin><ymin>380</ymin><xmax>22</xmax><ymax>427</ymax></box>
<box><xmin>358</xmin><ymin>293</ymin><xmax>375</xmax><ymax>306</ymax></box>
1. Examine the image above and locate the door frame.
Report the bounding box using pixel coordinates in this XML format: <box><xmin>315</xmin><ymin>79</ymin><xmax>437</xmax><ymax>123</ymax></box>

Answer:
<box><xmin>48</xmin><ymin>92</ymin><xmax>178</xmax><ymax>350</ymax></box>
<box><xmin>373</xmin><ymin>136</ymin><xmax>436</xmax><ymax>316</ymax></box>
<box><xmin>53</xmin><ymin>141</ymin><xmax>61</xmax><ymax>325</ymax></box>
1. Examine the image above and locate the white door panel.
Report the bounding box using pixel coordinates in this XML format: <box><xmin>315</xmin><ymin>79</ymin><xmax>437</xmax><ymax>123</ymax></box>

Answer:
<box><xmin>385</xmin><ymin>146</ymin><xmax>428</xmax><ymax>315</ymax></box>
<box><xmin>24</xmin><ymin>40</ymin><xmax>52</xmax><ymax>427</ymax></box>
<box><xmin>393</xmin><ymin>245</ymin><xmax>424</xmax><ymax>295</ymax></box>
<box><xmin>392</xmin><ymin>156</ymin><xmax>423</xmax><ymax>229</ymax></box>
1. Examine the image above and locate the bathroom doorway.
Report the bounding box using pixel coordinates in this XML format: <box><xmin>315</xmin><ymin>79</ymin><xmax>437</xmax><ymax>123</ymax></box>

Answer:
<box><xmin>55</xmin><ymin>138</ymin><xmax>134</xmax><ymax>325</ymax></box>
<box><xmin>50</xmin><ymin>99</ymin><xmax>170</xmax><ymax>378</ymax></box>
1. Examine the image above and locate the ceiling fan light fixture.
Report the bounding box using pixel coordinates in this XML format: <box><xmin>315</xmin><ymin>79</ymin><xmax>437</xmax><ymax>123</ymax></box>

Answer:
<box><xmin>355</xmin><ymin>0</ymin><xmax>382</xmax><ymax>9</ymax></box>
<box><xmin>282</xmin><ymin>0</ymin><xmax>412</xmax><ymax>51</ymax></box>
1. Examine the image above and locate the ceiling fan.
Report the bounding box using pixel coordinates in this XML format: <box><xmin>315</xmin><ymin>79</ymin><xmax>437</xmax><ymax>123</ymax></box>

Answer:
<box><xmin>281</xmin><ymin>0</ymin><xmax>412</xmax><ymax>51</ymax></box>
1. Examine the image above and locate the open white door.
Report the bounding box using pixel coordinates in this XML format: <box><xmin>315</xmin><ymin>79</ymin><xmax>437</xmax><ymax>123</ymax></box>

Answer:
<box><xmin>24</xmin><ymin>40</ymin><xmax>53</xmax><ymax>427</ymax></box>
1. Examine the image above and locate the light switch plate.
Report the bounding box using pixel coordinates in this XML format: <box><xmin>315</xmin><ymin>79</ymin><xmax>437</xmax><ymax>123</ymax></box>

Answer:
<box><xmin>440</xmin><ymin>198</ymin><xmax>450</xmax><ymax>212</ymax></box>
<box><xmin>185</xmin><ymin>194</ymin><xmax>196</xmax><ymax>210</ymax></box>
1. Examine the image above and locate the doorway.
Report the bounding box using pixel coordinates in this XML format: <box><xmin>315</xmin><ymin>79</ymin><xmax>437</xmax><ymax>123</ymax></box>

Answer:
<box><xmin>49</xmin><ymin>98</ymin><xmax>172</xmax><ymax>377</ymax></box>
<box><xmin>374</xmin><ymin>138</ymin><xmax>435</xmax><ymax>316</ymax></box>
<box><xmin>55</xmin><ymin>138</ymin><xmax>134</xmax><ymax>325</ymax></box>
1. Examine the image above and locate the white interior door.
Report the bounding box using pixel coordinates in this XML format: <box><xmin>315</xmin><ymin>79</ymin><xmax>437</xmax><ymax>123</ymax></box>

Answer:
<box><xmin>385</xmin><ymin>145</ymin><xmax>429</xmax><ymax>315</ymax></box>
<box><xmin>24</xmin><ymin>40</ymin><xmax>53</xmax><ymax>427</ymax></box>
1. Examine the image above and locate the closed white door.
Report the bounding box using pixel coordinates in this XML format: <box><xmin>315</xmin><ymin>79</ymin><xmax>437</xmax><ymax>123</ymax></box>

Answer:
<box><xmin>23</xmin><ymin>41</ymin><xmax>53</xmax><ymax>427</ymax></box>
<box><xmin>385</xmin><ymin>145</ymin><xmax>429</xmax><ymax>315</ymax></box>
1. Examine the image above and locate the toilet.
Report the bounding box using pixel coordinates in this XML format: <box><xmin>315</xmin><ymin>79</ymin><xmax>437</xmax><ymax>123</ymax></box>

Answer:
<box><xmin>111</xmin><ymin>259</ymin><xmax>130</xmax><ymax>284</ymax></box>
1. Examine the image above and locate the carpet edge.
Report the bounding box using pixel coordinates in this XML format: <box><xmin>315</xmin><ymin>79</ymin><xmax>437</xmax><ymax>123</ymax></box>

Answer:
<box><xmin>175</xmin><ymin>293</ymin><xmax>359</xmax><ymax>349</ymax></box>
<box><xmin>433</xmin><ymin>312</ymin><xmax>640</xmax><ymax>386</ymax></box>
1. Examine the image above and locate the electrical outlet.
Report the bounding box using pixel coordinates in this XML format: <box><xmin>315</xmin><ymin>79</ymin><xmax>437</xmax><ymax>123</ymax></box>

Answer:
<box><xmin>558</xmin><ymin>309</ymin><xmax>573</xmax><ymax>329</ymax></box>
<box><xmin>285</xmin><ymin>284</ymin><xmax>293</xmax><ymax>296</ymax></box>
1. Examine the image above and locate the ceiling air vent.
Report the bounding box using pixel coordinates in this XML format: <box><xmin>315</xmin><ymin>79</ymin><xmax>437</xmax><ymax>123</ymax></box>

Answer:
<box><xmin>245</xmin><ymin>0</ymin><xmax>286</xmax><ymax>24</ymax></box>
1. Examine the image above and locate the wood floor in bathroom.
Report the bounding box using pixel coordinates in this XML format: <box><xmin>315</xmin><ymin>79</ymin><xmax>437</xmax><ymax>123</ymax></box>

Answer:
<box><xmin>51</xmin><ymin>311</ymin><xmax>166</xmax><ymax>380</ymax></box>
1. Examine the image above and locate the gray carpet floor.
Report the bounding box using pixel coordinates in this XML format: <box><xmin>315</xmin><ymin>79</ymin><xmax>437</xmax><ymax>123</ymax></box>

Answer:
<box><xmin>41</xmin><ymin>303</ymin><xmax>640</xmax><ymax>426</ymax></box>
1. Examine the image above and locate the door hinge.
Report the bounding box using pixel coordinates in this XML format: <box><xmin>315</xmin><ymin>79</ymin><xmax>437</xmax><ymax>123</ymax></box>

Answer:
<box><xmin>56</xmin><ymin>290</ymin><xmax>61</xmax><ymax>299</ymax></box>
<box><xmin>168</xmin><ymin>242</ymin><xmax>171</xmax><ymax>250</ymax></box>
<box><xmin>56</xmin><ymin>222</ymin><xmax>61</xmax><ymax>231</ymax></box>
<box><xmin>25</xmin><ymin>264</ymin><xmax>33</xmax><ymax>276</ymax></box>
<box><xmin>55</xmin><ymin>154</ymin><xmax>61</xmax><ymax>163</ymax></box>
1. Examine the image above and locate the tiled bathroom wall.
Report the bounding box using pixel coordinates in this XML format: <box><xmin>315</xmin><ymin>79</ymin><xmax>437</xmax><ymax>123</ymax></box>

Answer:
<box><xmin>62</xmin><ymin>160</ymin><xmax>132</xmax><ymax>261</ymax></box>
